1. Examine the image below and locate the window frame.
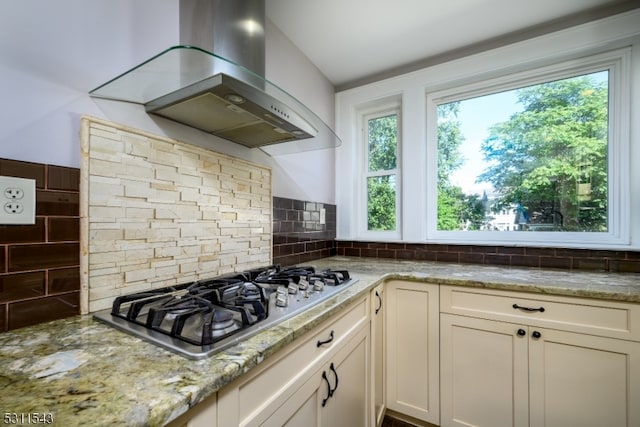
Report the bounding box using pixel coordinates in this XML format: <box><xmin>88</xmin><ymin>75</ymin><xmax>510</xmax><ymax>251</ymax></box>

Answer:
<box><xmin>425</xmin><ymin>48</ymin><xmax>631</xmax><ymax>247</ymax></box>
<box><xmin>359</xmin><ymin>104</ymin><xmax>402</xmax><ymax>240</ymax></box>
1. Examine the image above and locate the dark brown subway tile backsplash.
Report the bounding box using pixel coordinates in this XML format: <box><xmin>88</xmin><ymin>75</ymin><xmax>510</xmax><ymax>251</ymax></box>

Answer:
<box><xmin>0</xmin><ymin>272</ymin><xmax>46</xmax><ymax>302</ymax></box>
<box><xmin>48</xmin><ymin>217</ymin><xmax>80</xmax><ymax>242</ymax></box>
<box><xmin>272</xmin><ymin>196</ymin><xmax>337</xmax><ymax>266</ymax></box>
<box><xmin>0</xmin><ymin>158</ymin><xmax>80</xmax><ymax>332</ymax></box>
<box><xmin>8</xmin><ymin>293</ymin><xmax>79</xmax><ymax>331</ymax></box>
<box><xmin>8</xmin><ymin>242</ymin><xmax>80</xmax><ymax>272</ymax></box>
<box><xmin>0</xmin><ymin>158</ymin><xmax>46</xmax><ymax>186</ymax></box>
<box><xmin>336</xmin><ymin>241</ymin><xmax>640</xmax><ymax>273</ymax></box>
<box><xmin>0</xmin><ymin>218</ymin><xmax>46</xmax><ymax>243</ymax></box>
<box><xmin>47</xmin><ymin>164</ymin><xmax>80</xmax><ymax>191</ymax></box>
<box><xmin>49</xmin><ymin>268</ymin><xmax>81</xmax><ymax>294</ymax></box>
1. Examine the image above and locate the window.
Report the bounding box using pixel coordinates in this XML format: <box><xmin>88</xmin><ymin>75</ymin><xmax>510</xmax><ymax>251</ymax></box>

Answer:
<box><xmin>427</xmin><ymin>48</ymin><xmax>630</xmax><ymax>246</ymax></box>
<box><xmin>437</xmin><ymin>70</ymin><xmax>609</xmax><ymax>232</ymax></box>
<box><xmin>364</xmin><ymin>109</ymin><xmax>401</xmax><ymax>236</ymax></box>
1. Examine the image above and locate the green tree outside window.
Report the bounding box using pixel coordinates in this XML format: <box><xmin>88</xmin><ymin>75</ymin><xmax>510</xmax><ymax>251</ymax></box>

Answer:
<box><xmin>437</xmin><ymin>72</ymin><xmax>608</xmax><ymax>232</ymax></box>
<box><xmin>367</xmin><ymin>114</ymin><xmax>398</xmax><ymax>231</ymax></box>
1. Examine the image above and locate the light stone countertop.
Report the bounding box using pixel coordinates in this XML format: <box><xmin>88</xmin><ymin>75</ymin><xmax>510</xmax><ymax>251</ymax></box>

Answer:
<box><xmin>1</xmin><ymin>256</ymin><xmax>638</xmax><ymax>426</ymax></box>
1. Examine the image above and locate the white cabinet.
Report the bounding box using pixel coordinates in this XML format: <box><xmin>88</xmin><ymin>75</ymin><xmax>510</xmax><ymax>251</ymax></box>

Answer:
<box><xmin>440</xmin><ymin>286</ymin><xmax>640</xmax><ymax>427</ymax></box>
<box><xmin>440</xmin><ymin>313</ymin><xmax>528</xmax><ymax>427</ymax></box>
<box><xmin>217</xmin><ymin>295</ymin><xmax>370</xmax><ymax>426</ymax></box>
<box><xmin>263</xmin><ymin>325</ymin><xmax>370</xmax><ymax>427</ymax></box>
<box><xmin>372</xmin><ymin>283</ymin><xmax>386</xmax><ymax>426</ymax></box>
<box><xmin>528</xmin><ymin>326</ymin><xmax>640</xmax><ymax>427</ymax></box>
<box><xmin>169</xmin><ymin>277</ymin><xmax>640</xmax><ymax>427</ymax></box>
<box><xmin>385</xmin><ymin>280</ymin><xmax>439</xmax><ymax>424</ymax></box>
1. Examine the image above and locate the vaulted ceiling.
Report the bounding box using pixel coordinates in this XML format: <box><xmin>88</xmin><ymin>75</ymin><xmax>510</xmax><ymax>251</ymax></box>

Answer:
<box><xmin>266</xmin><ymin>0</ymin><xmax>639</xmax><ymax>90</ymax></box>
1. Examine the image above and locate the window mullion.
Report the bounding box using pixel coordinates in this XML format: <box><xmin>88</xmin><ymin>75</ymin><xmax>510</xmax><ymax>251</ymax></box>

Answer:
<box><xmin>366</xmin><ymin>169</ymin><xmax>398</xmax><ymax>178</ymax></box>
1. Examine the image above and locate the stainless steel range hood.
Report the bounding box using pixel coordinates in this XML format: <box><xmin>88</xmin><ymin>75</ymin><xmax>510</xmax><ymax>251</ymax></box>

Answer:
<box><xmin>89</xmin><ymin>0</ymin><xmax>340</xmax><ymax>155</ymax></box>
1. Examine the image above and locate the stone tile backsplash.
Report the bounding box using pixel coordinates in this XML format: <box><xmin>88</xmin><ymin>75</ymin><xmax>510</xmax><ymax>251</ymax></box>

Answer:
<box><xmin>81</xmin><ymin>117</ymin><xmax>272</xmax><ymax>313</ymax></box>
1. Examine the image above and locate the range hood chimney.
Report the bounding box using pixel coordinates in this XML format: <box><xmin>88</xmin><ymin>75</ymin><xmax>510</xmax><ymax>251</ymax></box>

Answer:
<box><xmin>179</xmin><ymin>0</ymin><xmax>266</xmax><ymax>84</ymax></box>
<box><xmin>89</xmin><ymin>0</ymin><xmax>339</xmax><ymax>154</ymax></box>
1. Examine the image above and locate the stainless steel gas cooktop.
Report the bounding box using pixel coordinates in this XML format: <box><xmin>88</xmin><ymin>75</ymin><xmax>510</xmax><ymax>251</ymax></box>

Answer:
<box><xmin>94</xmin><ymin>265</ymin><xmax>357</xmax><ymax>359</ymax></box>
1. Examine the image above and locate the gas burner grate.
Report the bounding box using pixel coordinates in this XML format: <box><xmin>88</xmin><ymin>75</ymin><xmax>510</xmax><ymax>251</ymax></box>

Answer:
<box><xmin>94</xmin><ymin>263</ymin><xmax>356</xmax><ymax>358</ymax></box>
<box><xmin>311</xmin><ymin>269</ymin><xmax>351</xmax><ymax>286</ymax></box>
<box><xmin>147</xmin><ymin>295</ymin><xmax>213</xmax><ymax>336</ymax></box>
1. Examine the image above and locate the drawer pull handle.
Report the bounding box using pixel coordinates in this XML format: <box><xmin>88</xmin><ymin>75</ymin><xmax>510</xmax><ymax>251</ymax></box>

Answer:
<box><xmin>513</xmin><ymin>303</ymin><xmax>545</xmax><ymax>313</ymax></box>
<box><xmin>532</xmin><ymin>331</ymin><xmax>542</xmax><ymax>339</ymax></box>
<box><xmin>517</xmin><ymin>328</ymin><xmax>526</xmax><ymax>336</ymax></box>
<box><xmin>375</xmin><ymin>291</ymin><xmax>382</xmax><ymax>315</ymax></box>
<box><xmin>317</xmin><ymin>330</ymin><xmax>335</xmax><ymax>347</ymax></box>
<box><xmin>321</xmin><ymin>371</ymin><xmax>331</xmax><ymax>407</ymax></box>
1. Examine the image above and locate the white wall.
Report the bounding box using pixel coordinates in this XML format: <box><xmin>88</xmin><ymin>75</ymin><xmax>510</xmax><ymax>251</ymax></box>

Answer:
<box><xmin>0</xmin><ymin>1</ymin><xmax>336</xmax><ymax>204</ymax></box>
<box><xmin>265</xmin><ymin>19</ymin><xmax>336</xmax><ymax>204</ymax></box>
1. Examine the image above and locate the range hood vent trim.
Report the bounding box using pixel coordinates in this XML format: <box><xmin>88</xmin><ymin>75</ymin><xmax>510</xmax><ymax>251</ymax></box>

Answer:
<box><xmin>89</xmin><ymin>45</ymin><xmax>341</xmax><ymax>155</ymax></box>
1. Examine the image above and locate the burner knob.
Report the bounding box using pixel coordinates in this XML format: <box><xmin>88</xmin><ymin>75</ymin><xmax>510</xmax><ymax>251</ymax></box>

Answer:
<box><xmin>276</xmin><ymin>286</ymin><xmax>288</xmax><ymax>307</ymax></box>
<box><xmin>288</xmin><ymin>283</ymin><xmax>298</xmax><ymax>295</ymax></box>
<box><xmin>313</xmin><ymin>280</ymin><xmax>324</xmax><ymax>292</ymax></box>
<box><xmin>298</xmin><ymin>279</ymin><xmax>309</xmax><ymax>291</ymax></box>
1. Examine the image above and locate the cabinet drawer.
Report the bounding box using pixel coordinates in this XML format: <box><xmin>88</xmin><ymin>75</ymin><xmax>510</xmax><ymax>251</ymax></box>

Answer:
<box><xmin>440</xmin><ymin>286</ymin><xmax>640</xmax><ymax>341</ymax></box>
<box><xmin>222</xmin><ymin>295</ymin><xmax>369</xmax><ymax>426</ymax></box>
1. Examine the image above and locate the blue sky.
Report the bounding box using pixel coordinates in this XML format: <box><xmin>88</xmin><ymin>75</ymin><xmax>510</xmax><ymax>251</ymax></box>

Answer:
<box><xmin>449</xmin><ymin>89</ymin><xmax>520</xmax><ymax>196</ymax></box>
<box><xmin>447</xmin><ymin>70</ymin><xmax>609</xmax><ymax>197</ymax></box>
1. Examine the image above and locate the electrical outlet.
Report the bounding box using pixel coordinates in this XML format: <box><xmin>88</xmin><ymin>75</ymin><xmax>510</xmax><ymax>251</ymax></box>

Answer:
<box><xmin>4</xmin><ymin>202</ymin><xmax>25</xmax><ymax>214</ymax></box>
<box><xmin>0</xmin><ymin>176</ymin><xmax>36</xmax><ymax>225</ymax></box>
<box><xmin>5</xmin><ymin>188</ymin><xmax>25</xmax><ymax>199</ymax></box>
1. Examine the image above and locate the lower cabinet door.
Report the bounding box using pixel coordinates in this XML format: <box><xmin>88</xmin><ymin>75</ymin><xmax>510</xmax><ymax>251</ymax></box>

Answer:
<box><xmin>386</xmin><ymin>280</ymin><xmax>440</xmax><ymax>424</ymax></box>
<box><xmin>528</xmin><ymin>327</ymin><xmax>640</xmax><ymax>427</ymax></box>
<box><xmin>261</xmin><ymin>369</ymin><xmax>324</xmax><ymax>427</ymax></box>
<box><xmin>263</xmin><ymin>326</ymin><xmax>370</xmax><ymax>427</ymax></box>
<box><xmin>325</xmin><ymin>325</ymin><xmax>370</xmax><ymax>427</ymax></box>
<box><xmin>440</xmin><ymin>313</ymin><xmax>529</xmax><ymax>427</ymax></box>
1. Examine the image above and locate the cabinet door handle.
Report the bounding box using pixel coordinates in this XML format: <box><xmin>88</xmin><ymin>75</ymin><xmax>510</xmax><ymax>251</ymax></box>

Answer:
<box><xmin>513</xmin><ymin>303</ymin><xmax>545</xmax><ymax>313</ymax></box>
<box><xmin>317</xmin><ymin>330</ymin><xmax>335</xmax><ymax>347</ymax></box>
<box><xmin>328</xmin><ymin>362</ymin><xmax>339</xmax><ymax>397</ymax></box>
<box><xmin>532</xmin><ymin>331</ymin><xmax>542</xmax><ymax>339</ymax></box>
<box><xmin>321</xmin><ymin>371</ymin><xmax>331</xmax><ymax>407</ymax></box>
<box><xmin>517</xmin><ymin>328</ymin><xmax>526</xmax><ymax>336</ymax></box>
<box><xmin>375</xmin><ymin>291</ymin><xmax>382</xmax><ymax>315</ymax></box>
